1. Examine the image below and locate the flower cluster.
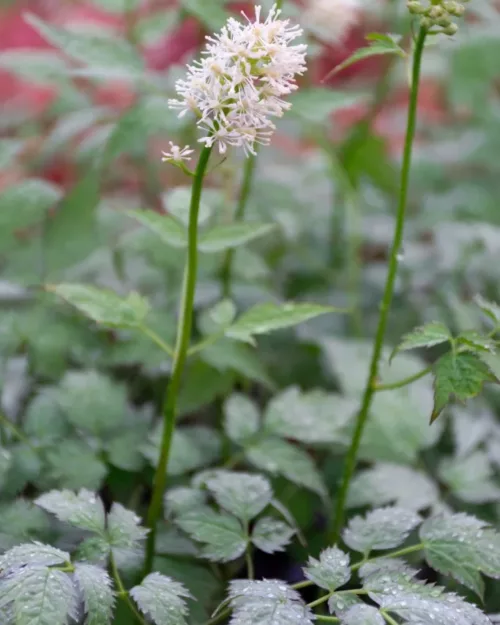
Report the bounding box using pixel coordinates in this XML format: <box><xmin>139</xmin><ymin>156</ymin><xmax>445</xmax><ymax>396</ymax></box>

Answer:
<box><xmin>161</xmin><ymin>142</ymin><xmax>194</xmax><ymax>164</ymax></box>
<box><xmin>407</xmin><ymin>0</ymin><xmax>469</xmax><ymax>35</ymax></box>
<box><xmin>168</xmin><ymin>5</ymin><xmax>307</xmax><ymax>156</ymax></box>
<box><xmin>303</xmin><ymin>0</ymin><xmax>361</xmax><ymax>45</ymax></box>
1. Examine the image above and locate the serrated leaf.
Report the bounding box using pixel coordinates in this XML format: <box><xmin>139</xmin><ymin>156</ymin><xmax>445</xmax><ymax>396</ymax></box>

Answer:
<box><xmin>226</xmin><ymin>302</ymin><xmax>339</xmax><ymax>344</ymax></box>
<box><xmin>246</xmin><ymin>437</ymin><xmax>327</xmax><ymax>497</ymax></box>
<box><xmin>175</xmin><ymin>508</ymin><xmax>247</xmax><ymax>562</ymax></box>
<box><xmin>251</xmin><ymin>517</ymin><xmax>295</xmax><ymax>554</ymax></box>
<box><xmin>439</xmin><ymin>451</ymin><xmax>500</xmax><ymax>504</ymax></box>
<box><xmin>35</xmin><ymin>489</ymin><xmax>105</xmax><ymax>534</ymax></box>
<box><xmin>0</xmin><ymin>501</ymin><xmax>49</xmax><ymax>552</ymax></box>
<box><xmin>199</xmin><ymin>300</ymin><xmax>237</xmax><ymax>336</ymax></box>
<box><xmin>420</xmin><ymin>513</ymin><xmax>500</xmax><ymax>597</ymax></box>
<box><xmin>164</xmin><ymin>488</ymin><xmax>207</xmax><ymax>518</ymax></box>
<box><xmin>25</xmin><ymin>14</ymin><xmax>144</xmax><ymax>78</ymax></box>
<box><xmin>458</xmin><ymin>331</ymin><xmax>497</xmax><ymax>353</ymax></box>
<box><xmin>163</xmin><ymin>186</ymin><xmax>212</xmax><ymax>228</ymax></box>
<box><xmin>204</xmin><ymin>471</ymin><xmax>272</xmax><ymax>522</ymax></box>
<box><xmin>304</xmin><ymin>546</ymin><xmax>351</xmax><ymax>591</ymax></box>
<box><xmin>0</xmin><ymin>542</ymin><xmax>70</xmax><ymax>571</ymax></box>
<box><xmin>127</xmin><ymin>209</ymin><xmax>187</xmax><ymax>248</ymax></box>
<box><xmin>198</xmin><ymin>223</ymin><xmax>275</xmax><ymax>253</ymax></box>
<box><xmin>74</xmin><ymin>564</ymin><xmax>115</xmax><ymax>625</ymax></box>
<box><xmin>263</xmin><ymin>387</ymin><xmax>356</xmax><ymax>444</ymax></box>
<box><xmin>347</xmin><ymin>463</ymin><xmax>439</xmax><ymax>511</ymax></box>
<box><xmin>229</xmin><ymin>579</ymin><xmax>314</xmax><ymax>625</ymax></box>
<box><xmin>474</xmin><ymin>294</ymin><xmax>500</xmax><ymax>325</ymax></box>
<box><xmin>131</xmin><ymin>573</ymin><xmax>191</xmax><ymax>625</ymax></box>
<box><xmin>223</xmin><ymin>393</ymin><xmax>261</xmax><ymax>444</ymax></box>
<box><xmin>343</xmin><ymin>507</ymin><xmax>421</xmax><ymax>554</ymax></box>
<box><xmin>106</xmin><ymin>429</ymin><xmax>147</xmax><ymax>472</ymax></box>
<box><xmin>0</xmin><ymin>179</ymin><xmax>62</xmax><ymax>252</ymax></box>
<box><xmin>328</xmin><ymin>594</ymin><xmax>362</xmax><ymax>617</ymax></box>
<box><xmin>342</xmin><ymin>605</ymin><xmax>384</xmax><ymax>625</ymax></box>
<box><xmin>48</xmin><ymin>283</ymin><xmax>150</xmax><ymax>330</ymax></box>
<box><xmin>432</xmin><ymin>352</ymin><xmax>498</xmax><ymax>423</ymax></box>
<box><xmin>24</xmin><ymin>391</ymin><xmax>69</xmax><ymax>445</ymax></box>
<box><xmin>391</xmin><ymin>321</ymin><xmax>451</xmax><ymax>361</ymax></box>
<box><xmin>107</xmin><ymin>504</ymin><xmax>148</xmax><ymax>563</ymax></box>
<box><xmin>326</xmin><ymin>37</ymin><xmax>405</xmax><ymax>78</ymax></box>
<box><xmin>0</xmin><ymin>566</ymin><xmax>78</xmax><ymax>625</ymax></box>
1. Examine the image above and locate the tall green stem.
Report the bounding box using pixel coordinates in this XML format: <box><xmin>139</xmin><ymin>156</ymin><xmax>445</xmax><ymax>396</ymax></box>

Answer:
<box><xmin>330</xmin><ymin>28</ymin><xmax>427</xmax><ymax>542</ymax></box>
<box><xmin>220</xmin><ymin>154</ymin><xmax>256</xmax><ymax>298</ymax></box>
<box><xmin>144</xmin><ymin>145</ymin><xmax>213</xmax><ymax>573</ymax></box>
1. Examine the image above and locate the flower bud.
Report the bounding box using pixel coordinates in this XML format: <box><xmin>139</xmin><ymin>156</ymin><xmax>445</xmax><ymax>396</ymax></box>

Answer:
<box><xmin>444</xmin><ymin>1</ymin><xmax>465</xmax><ymax>16</ymax></box>
<box><xmin>420</xmin><ymin>16</ymin><xmax>433</xmax><ymax>29</ymax></box>
<box><xmin>443</xmin><ymin>22</ymin><xmax>459</xmax><ymax>35</ymax></box>
<box><xmin>407</xmin><ymin>1</ymin><xmax>427</xmax><ymax>14</ymax></box>
<box><xmin>437</xmin><ymin>15</ymin><xmax>452</xmax><ymax>27</ymax></box>
<box><xmin>429</xmin><ymin>5</ymin><xmax>445</xmax><ymax>18</ymax></box>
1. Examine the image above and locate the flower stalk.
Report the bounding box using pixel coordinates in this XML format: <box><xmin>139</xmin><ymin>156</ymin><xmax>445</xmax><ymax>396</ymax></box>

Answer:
<box><xmin>144</xmin><ymin>145</ymin><xmax>213</xmax><ymax>573</ymax></box>
<box><xmin>330</xmin><ymin>26</ymin><xmax>428</xmax><ymax>543</ymax></box>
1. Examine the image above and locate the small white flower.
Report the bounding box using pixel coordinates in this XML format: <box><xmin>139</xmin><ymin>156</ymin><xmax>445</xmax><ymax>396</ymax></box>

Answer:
<box><xmin>168</xmin><ymin>4</ymin><xmax>307</xmax><ymax>156</ymax></box>
<box><xmin>161</xmin><ymin>142</ymin><xmax>194</xmax><ymax>163</ymax></box>
<box><xmin>303</xmin><ymin>0</ymin><xmax>361</xmax><ymax>45</ymax></box>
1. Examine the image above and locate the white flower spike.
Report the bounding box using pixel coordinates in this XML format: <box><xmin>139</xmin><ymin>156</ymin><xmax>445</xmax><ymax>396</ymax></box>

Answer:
<box><xmin>161</xmin><ymin>142</ymin><xmax>195</xmax><ymax>164</ymax></box>
<box><xmin>168</xmin><ymin>4</ymin><xmax>307</xmax><ymax>157</ymax></box>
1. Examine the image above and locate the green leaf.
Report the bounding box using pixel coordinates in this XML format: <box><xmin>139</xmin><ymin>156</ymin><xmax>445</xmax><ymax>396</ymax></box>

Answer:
<box><xmin>439</xmin><ymin>451</ymin><xmax>500</xmax><ymax>504</ymax></box>
<box><xmin>204</xmin><ymin>471</ymin><xmax>273</xmax><ymax>522</ymax></box>
<box><xmin>24</xmin><ymin>392</ymin><xmax>69</xmax><ymax>445</ymax></box>
<box><xmin>199</xmin><ymin>299</ymin><xmax>237</xmax><ymax>336</ymax></box>
<box><xmin>43</xmin><ymin>170</ymin><xmax>100</xmax><ymax>277</ymax></box>
<box><xmin>347</xmin><ymin>463</ymin><xmax>438</xmax><ymax>511</ymax></box>
<box><xmin>181</xmin><ymin>0</ymin><xmax>229</xmax><ymax>30</ymax></box>
<box><xmin>0</xmin><ymin>49</ymin><xmax>67</xmax><ymax>84</ymax></box>
<box><xmin>0</xmin><ymin>179</ymin><xmax>62</xmax><ymax>252</ymax></box>
<box><xmin>419</xmin><ymin>513</ymin><xmax>499</xmax><ymax>598</ymax></box>
<box><xmin>341</xmin><ymin>605</ymin><xmax>384</xmax><ymax>625</ymax></box>
<box><xmin>343</xmin><ymin>507</ymin><xmax>421</xmax><ymax>554</ymax></box>
<box><xmin>251</xmin><ymin>517</ymin><xmax>295</xmax><ymax>554</ymax></box>
<box><xmin>391</xmin><ymin>321</ymin><xmax>451</xmax><ymax>362</ymax></box>
<box><xmin>107</xmin><ymin>503</ymin><xmax>148</xmax><ymax>565</ymax></box>
<box><xmin>55</xmin><ymin>370</ymin><xmax>128</xmax><ymax>435</ymax></box>
<box><xmin>0</xmin><ymin>542</ymin><xmax>70</xmax><ymax>570</ymax></box>
<box><xmin>198</xmin><ymin>223</ymin><xmax>275</xmax><ymax>253</ymax></box>
<box><xmin>229</xmin><ymin>580</ymin><xmax>313</xmax><ymax>625</ymax></box>
<box><xmin>0</xmin><ymin>566</ymin><xmax>77</xmax><ymax>625</ymax></box>
<box><xmin>474</xmin><ymin>294</ymin><xmax>500</xmax><ymax>325</ymax></box>
<box><xmin>35</xmin><ymin>489</ymin><xmax>105</xmax><ymax>534</ymax></box>
<box><xmin>226</xmin><ymin>302</ymin><xmax>339</xmax><ymax>344</ymax></box>
<box><xmin>126</xmin><ymin>209</ymin><xmax>187</xmax><ymax>249</ymax></box>
<box><xmin>74</xmin><ymin>564</ymin><xmax>115</xmax><ymax>625</ymax></box>
<box><xmin>130</xmin><ymin>573</ymin><xmax>191</xmax><ymax>625</ymax></box>
<box><xmin>89</xmin><ymin>0</ymin><xmax>141</xmax><ymax>12</ymax></box>
<box><xmin>176</xmin><ymin>508</ymin><xmax>248</xmax><ymax>562</ymax></box>
<box><xmin>327</xmin><ymin>36</ymin><xmax>405</xmax><ymax>77</ymax></box>
<box><xmin>289</xmin><ymin>88</ymin><xmax>366</xmax><ymax>125</ymax></box>
<box><xmin>263</xmin><ymin>387</ymin><xmax>356</xmax><ymax>444</ymax></box>
<box><xmin>164</xmin><ymin>488</ymin><xmax>207</xmax><ymax>519</ymax></box>
<box><xmin>246</xmin><ymin>437</ymin><xmax>327</xmax><ymax>497</ymax></box>
<box><xmin>0</xmin><ymin>500</ymin><xmax>49</xmax><ymax>551</ymax></box>
<box><xmin>25</xmin><ymin>14</ymin><xmax>144</xmax><ymax>78</ymax></box>
<box><xmin>457</xmin><ymin>330</ymin><xmax>496</xmax><ymax>353</ymax></box>
<box><xmin>163</xmin><ymin>186</ymin><xmax>213</xmax><ymax>228</ymax></box>
<box><xmin>143</xmin><ymin>426</ymin><xmax>222</xmax><ymax>476</ymax></box>
<box><xmin>223</xmin><ymin>393</ymin><xmax>261</xmax><ymax>444</ymax></box>
<box><xmin>432</xmin><ymin>352</ymin><xmax>498</xmax><ymax>423</ymax></box>
<box><xmin>304</xmin><ymin>546</ymin><xmax>351</xmax><ymax>591</ymax></box>
<box><xmin>45</xmin><ymin>441</ymin><xmax>107</xmax><ymax>491</ymax></box>
<box><xmin>48</xmin><ymin>283</ymin><xmax>150</xmax><ymax>329</ymax></box>
<box><xmin>106</xmin><ymin>429</ymin><xmax>147</xmax><ymax>472</ymax></box>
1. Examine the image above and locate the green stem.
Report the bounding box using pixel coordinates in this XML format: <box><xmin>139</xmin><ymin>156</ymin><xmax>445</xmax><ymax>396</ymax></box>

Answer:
<box><xmin>292</xmin><ymin>580</ymin><xmax>314</xmax><ymax>590</ymax></box>
<box><xmin>374</xmin><ymin>364</ymin><xmax>433</xmax><ymax>391</ymax></box>
<box><xmin>382</xmin><ymin>611</ymin><xmax>400</xmax><ymax>625</ymax></box>
<box><xmin>315</xmin><ymin>617</ymin><xmax>340</xmax><ymax>623</ymax></box>
<box><xmin>245</xmin><ymin>544</ymin><xmax>255</xmax><ymax>580</ymax></box>
<box><xmin>144</xmin><ymin>145</ymin><xmax>213</xmax><ymax>574</ymax></box>
<box><xmin>275</xmin><ymin>0</ymin><xmax>284</xmax><ymax>10</ymax></box>
<box><xmin>307</xmin><ymin>594</ymin><xmax>331</xmax><ymax>610</ymax></box>
<box><xmin>220</xmin><ymin>153</ymin><xmax>257</xmax><ymax>298</ymax></box>
<box><xmin>111</xmin><ymin>554</ymin><xmax>147</xmax><ymax>625</ymax></box>
<box><xmin>203</xmin><ymin>608</ymin><xmax>232</xmax><ymax>625</ymax></box>
<box><xmin>351</xmin><ymin>543</ymin><xmax>425</xmax><ymax>572</ymax></box>
<box><xmin>330</xmin><ymin>27</ymin><xmax>427</xmax><ymax>543</ymax></box>
<box><xmin>140</xmin><ymin>325</ymin><xmax>175</xmax><ymax>358</ymax></box>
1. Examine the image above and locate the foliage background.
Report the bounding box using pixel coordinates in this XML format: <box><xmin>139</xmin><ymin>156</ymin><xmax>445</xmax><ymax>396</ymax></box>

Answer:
<box><xmin>2</xmin><ymin>0</ymin><xmax>500</xmax><ymax>623</ymax></box>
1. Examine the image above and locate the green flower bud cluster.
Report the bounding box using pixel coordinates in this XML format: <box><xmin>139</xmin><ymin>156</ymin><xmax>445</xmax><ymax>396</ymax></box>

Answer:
<box><xmin>406</xmin><ymin>0</ymin><xmax>469</xmax><ymax>35</ymax></box>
